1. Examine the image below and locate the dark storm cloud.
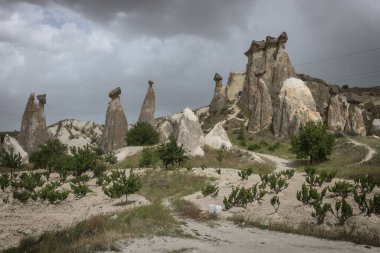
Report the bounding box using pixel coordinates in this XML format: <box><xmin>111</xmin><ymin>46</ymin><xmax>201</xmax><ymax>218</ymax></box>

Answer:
<box><xmin>1</xmin><ymin>0</ymin><xmax>380</xmax><ymax>131</ymax></box>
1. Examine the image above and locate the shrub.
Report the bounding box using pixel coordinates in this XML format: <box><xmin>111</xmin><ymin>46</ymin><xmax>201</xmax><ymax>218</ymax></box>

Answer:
<box><xmin>157</xmin><ymin>136</ymin><xmax>188</xmax><ymax>169</ymax></box>
<box><xmin>261</xmin><ymin>173</ymin><xmax>289</xmax><ymax>194</ymax></box>
<box><xmin>0</xmin><ymin>173</ymin><xmax>10</xmax><ymax>191</ymax></box>
<box><xmin>93</xmin><ymin>160</ymin><xmax>107</xmax><ymax>178</ymax></box>
<box><xmin>139</xmin><ymin>147</ymin><xmax>158</xmax><ymax>168</ymax></box>
<box><xmin>53</xmin><ymin>155</ymin><xmax>74</xmax><ymax>182</ymax></box>
<box><xmin>0</xmin><ymin>148</ymin><xmax>22</xmax><ymax>178</ymax></box>
<box><xmin>216</xmin><ymin>145</ymin><xmax>228</xmax><ymax>169</ymax></box>
<box><xmin>223</xmin><ymin>184</ymin><xmax>267</xmax><ymax>210</ymax></box>
<box><xmin>202</xmin><ymin>183</ymin><xmax>219</xmax><ymax>198</ymax></box>
<box><xmin>304</xmin><ymin>167</ymin><xmax>335</xmax><ymax>187</ymax></box>
<box><xmin>329</xmin><ymin>181</ymin><xmax>354</xmax><ymax>198</ymax></box>
<box><xmin>200</xmin><ymin>163</ymin><xmax>206</xmax><ymax>170</ymax></box>
<box><xmin>238</xmin><ymin>167</ymin><xmax>254</xmax><ymax>181</ymax></box>
<box><xmin>71</xmin><ymin>183</ymin><xmax>91</xmax><ymax>198</ymax></box>
<box><xmin>69</xmin><ymin>145</ymin><xmax>98</xmax><ymax>176</ymax></box>
<box><xmin>29</xmin><ymin>139</ymin><xmax>68</xmax><ymax>173</ymax></box>
<box><xmin>104</xmin><ymin>152</ymin><xmax>117</xmax><ymax>164</ymax></box>
<box><xmin>13</xmin><ymin>190</ymin><xmax>37</xmax><ymax>203</ymax></box>
<box><xmin>354</xmin><ymin>175</ymin><xmax>377</xmax><ymax>194</ymax></box>
<box><xmin>126</xmin><ymin>122</ymin><xmax>159</xmax><ymax>146</ymax></box>
<box><xmin>312</xmin><ymin>202</ymin><xmax>331</xmax><ymax>225</ymax></box>
<box><xmin>102</xmin><ymin>169</ymin><xmax>142</xmax><ymax>203</ymax></box>
<box><xmin>271</xmin><ymin>195</ymin><xmax>280</xmax><ymax>213</ymax></box>
<box><xmin>71</xmin><ymin>174</ymin><xmax>90</xmax><ymax>184</ymax></box>
<box><xmin>331</xmin><ymin>198</ymin><xmax>353</xmax><ymax>225</ymax></box>
<box><xmin>291</xmin><ymin>121</ymin><xmax>335</xmax><ymax>163</ymax></box>
<box><xmin>247</xmin><ymin>144</ymin><xmax>261</xmax><ymax>151</ymax></box>
<box><xmin>353</xmin><ymin>190</ymin><xmax>380</xmax><ymax>216</ymax></box>
<box><xmin>297</xmin><ymin>184</ymin><xmax>328</xmax><ymax>206</ymax></box>
<box><xmin>38</xmin><ymin>182</ymin><xmax>69</xmax><ymax>204</ymax></box>
<box><xmin>12</xmin><ymin>172</ymin><xmax>45</xmax><ymax>191</ymax></box>
<box><xmin>280</xmin><ymin>169</ymin><xmax>295</xmax><ymax>180</ymax></box>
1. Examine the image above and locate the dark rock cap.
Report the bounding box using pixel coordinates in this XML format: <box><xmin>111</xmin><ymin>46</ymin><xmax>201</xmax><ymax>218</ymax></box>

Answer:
<box><xmin>37</xmin><ymin>94</ymin><xmax>46</xmax><ymax>104</ymax></box>
<box><xmin>329</xmin><ymin>85</ymin><xmax>340</xmax><ymax>95</ymax></box>
<box><xmin>277</xmin><ymin>32</ymin><xmax>288</xmax><ymax>44</ymax></box>
<box><xmin>213</xmin><ymin>73</ymin><xmax>223</xmax><ymax>82</ymax></box>
<box><xmin>148</xmin><ymin>80</ymin><xmax>154</xmax><ymax>86</ymax></box>
<box><xmin>346</xmin><ymin>92</ymin><xmax>364</xmax><ymax>104</ymax></box>
<box><xmin>265</xmin><ymin>36</ymin><xmax>278</xmax><ymax>48</ymax></box>
<box><xmin>109</xmin><ymin>87</ymin><xmax>121</xmax><ymax>99</ymax></box>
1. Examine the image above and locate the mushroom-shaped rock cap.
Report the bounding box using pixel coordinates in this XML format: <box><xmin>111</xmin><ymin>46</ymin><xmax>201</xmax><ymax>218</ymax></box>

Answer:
<box><xmin>37</xmin><ymin>94</ymin><xmax>46</xmax><ymax>104</ymax></box>
<box><xmin>148</xmin><ymin>80</ymin><xmax>154</xmax><ymax>86</ymax></box>
<box><xmin>213</xmin><ymin>73</ymin><xmax>223</xmax><ymax>82</ymax></box>
<box><xmin>109</xmin><ymin>87</ymin><xmax>121</xmax><ymax>99</ymax></box>
<box><xmin>278</xmin><ymin>32</ymin><xmax>288</xmax><ymax>44</ymax></box>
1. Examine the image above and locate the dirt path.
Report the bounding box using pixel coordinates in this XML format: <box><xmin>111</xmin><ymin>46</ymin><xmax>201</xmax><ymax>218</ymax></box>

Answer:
<box><xmin>116</xmin><ymin>219</ymin><xmax>376</xmax><ymax>253</ymax></box>
<box><xmin>348</xmin><ymin>138</ymin><xmax>376</xmax><ymax>164</ymax></box>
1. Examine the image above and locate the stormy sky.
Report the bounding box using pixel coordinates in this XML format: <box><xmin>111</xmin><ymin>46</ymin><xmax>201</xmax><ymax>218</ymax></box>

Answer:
<box><xmin>1</xmin><ymin>0</ymin><xmax>380</xmax><ymax>131</ymax></box>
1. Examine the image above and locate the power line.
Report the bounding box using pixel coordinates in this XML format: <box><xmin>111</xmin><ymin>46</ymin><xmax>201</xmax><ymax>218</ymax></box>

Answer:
<box><xmin>294</xmin><ymin>47</ymin><xmax>380</xmax><ymax>67</ymax></box>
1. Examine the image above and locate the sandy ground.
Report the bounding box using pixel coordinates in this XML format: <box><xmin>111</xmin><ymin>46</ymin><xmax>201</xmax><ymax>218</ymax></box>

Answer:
<box><xmin>0</xmin><ymin>173</ymin><xmax>150</xmax><ymax>250</ymax></box>
<box><xmin>114</xmin><ymin>218</ymin><xmax>377</xmax><ymax>253</ymax></box>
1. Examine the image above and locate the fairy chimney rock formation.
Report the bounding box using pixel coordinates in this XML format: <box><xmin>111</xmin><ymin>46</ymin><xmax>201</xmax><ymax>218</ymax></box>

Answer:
<box><xmin>101</xmin><ymin>87</ymin><xmax>128</xmax><ymax>152</ymax></box>
<box><xmin>177</xmin><ymin>107</ymin><xmax>205</xmax><ymax>157</ymax></box>
<box><xmin>240</xmin><ymin>32</ymin><xmax>296</xmax><ymax>132</ymax></box>
<box><xmin>273</xmin><ymin>78</ymin><xmax>322</xmax><ymax>137</ymax></box>
<box><xmin>209</xmin><ymin>73</ymin><xmax>227</xmax><ymax>115</ymax></box>
<box><xmin>19</xmin><ymin>93</ymin><xmax>49</xmax><ymax>153</ymax></box>
<box><xmin>204</xmin><ymin>122</ymin><xmax>232</xmax><ymax>150</ymax></box>
<box><xmin>138</xmin><ymin>80</ymin><xmax>155</xmax><ymax>125</ymax></box>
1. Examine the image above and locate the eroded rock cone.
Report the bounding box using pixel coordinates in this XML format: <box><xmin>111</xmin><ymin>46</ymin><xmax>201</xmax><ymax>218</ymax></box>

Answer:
<box><xmin>204</xmin><ymin>122</ymin><xmax>232</xmax><ymax>150</ymax></box>
<box><xmin>273</xmin><ymin>78</ymin><xmax>322</xmax><ymax>137</ymax></box>
<box><xmin>240</xmin><ymin>32</ymin><xmax>296</xmax><ymax>132</ymax></box>
<box><xmin>19</xmin><ymin>93</ymin><xmax>49</xmax><ymax>153</ymax></box>
<box><xmin>209</xmin><ymin>73</ymin><xmax>227</xmax><ymax>116</ymax></box>
<box><xmin>2</xmin><ymin>135</ymin><xmax>28</xmax><ymax>163</ymax></box>
<box><xmin>177</xmin><ymin>107</ymin><xmax>205</xmax><ymax>157</ymax></box>
<box><xmin>138</xmin><ymin>80</ymin><xmax>155</xmax><ymax>125</ymax></box>
<box><xmin>101</xmin><ymin>87</ymin><xmax>128</xmax><ymax>152</ymax></box>
<box><xmin>159</xmin><ymin>121</ymin><xmax>173</xmax><ymax>143</ymax></box>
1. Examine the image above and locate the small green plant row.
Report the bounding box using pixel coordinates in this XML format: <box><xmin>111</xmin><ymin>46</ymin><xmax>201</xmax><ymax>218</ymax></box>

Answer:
<box><xmin>223</xmin><ymin>183</ymin><xmax>267</xmax><ymax>210</ymax></box>
<box><xmin>259</xmin><ymin>169</ymin><xmax>295</xmax><ymax>193</ymax></box>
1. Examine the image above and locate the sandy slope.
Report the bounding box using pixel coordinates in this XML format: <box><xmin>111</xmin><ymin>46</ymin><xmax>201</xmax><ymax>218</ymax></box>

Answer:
<box><xmin>348</xmin><ymin>138</ymin><xmax>377</xmax><ymax>163</ymax></box>
<box><xmin>0</xmin><ymin>173</ymin><xmax>149</xmax><ymax>250</ymax></box>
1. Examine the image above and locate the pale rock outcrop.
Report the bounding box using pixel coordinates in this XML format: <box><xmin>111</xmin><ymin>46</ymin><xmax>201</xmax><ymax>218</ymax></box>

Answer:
<box><xmin>209</xmin><ymin>73</ymin><xmax>227</xmax><ymax>116</ymax></box>
<box><xmin>2</xmin><ymin>134</ymin><xmax>28</xmax><ymax>163</ymax></box>
<box><xmin>346</xmin><ymin>105</ymin><xmax>366</xmax><ymax>136</ymax></box>
<box><xmin>19</xmin><ymin>93</ymin><xmax>49</xmax><ymax>153</ymax></box>
<box><xmin>204</xmin><ymin>122</ymin><xmax>232</xmax><ymax>150</ymax></box>
<box><xmin>372</xmin><ymin>119</ymin><xmax>380</xmax><ymax>136</ymax></box>
<box><xmin>48</xmin><ymin>119</ymin><xmax>103</xmax><ymax>148</ymax></box>
<box><xmin>327</xmin><ymin>95</ymin><xmax>348</xmax><ymax>132</ymax></box>
<box><xmin>101</xmin><ymin>87</ymin><xmax>128</xmax><ymax>152</ymax></box>
<box><xmin>177</xmin><ymin>107</ymin><xmax>205</xmax><ymax>157</ymax></box>
<box><xmin>138</xmin><ymin>80</ymin><xmax>155</xmax><ymax>125</ymax></box>
<box><xmin>226</xmin><ymin>72</ymin><xmax>245</xmax><ymax>101</ymax></box>
<box><xmin>159</xmin><ymin>121</ymin><xmax>173</xmax><ymax>143</ymax></box>
<box><xmin>273</xmin><ymin>78</ymin><xmax>322</xmax><ymax>137</ymax></box>
<box><xmin>241</xmin><ymin>32</ymin><xmax>296</xmax><ymax>132</ymax></box>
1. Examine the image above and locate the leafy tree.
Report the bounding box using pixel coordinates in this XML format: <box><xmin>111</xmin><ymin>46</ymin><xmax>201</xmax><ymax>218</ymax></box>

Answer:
<box><xmin>331</xmin><ymin>198</ymin><xmax>353</xmax><ymax>225</ymax></box>
<box><xmin>0</xmin><ymin>148</ymin><xmax>22</xmax><ymax>178</ymax></box>
<box><xmin>329</xmin><ymin>181</ymin><xmax>354</xmax><ymax>198</ymax></box>
<box><xmin>38</xmin><ymin>182</ymin><xmax>69</xmax><ymax>204</ymax></box>
<box><xmin>102</xmin><ymin>169</ymin><xmax>142</xmax><ymax>203</ymax></box>
<box><xmin>69</xmin><ymin>145</ymin><xmax>98</xmax><ymax>176</ymax></box>
<box><xmin>139</xmin><ymin>147</ymin><xmax>158</xmax><ymax>168</ymax></box>
<box><xmin>157</xmin><ymin>136</ymin><xmax>188</xmax><ymax>169</ymax></box>
<box><xmin>291</xmin><ymin>121</ymin><xmax>335</xmax><ymax>163</ymax></box>
<box><xmin>297</xmin><ymin>183</ymin><xmax>328</xmax><ymax>206</ymax></box>
<box><xmin>312</xmin><ymin>202</ymin><xmax>331</xmax><ymax>225</ymax></box>
<box><xmin>271</xmin><ymin>195</ymin><xmax>280</xmax><ymax>213</ymax></box>
<box><xmin>126</xmin><ymin>122</ymin><xmax>159</xmax><ymax>146</ymax></box>
<box><xmin>29</xmin><ymin>139</ymin><xmax>68</xmax><ymax>173</ymax></box>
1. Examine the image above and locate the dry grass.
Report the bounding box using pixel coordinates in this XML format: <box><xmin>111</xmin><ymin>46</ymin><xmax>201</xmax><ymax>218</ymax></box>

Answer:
<box><xmin>231</xmin><ymin>214</ymin><xmax>380</xmax><ymax>247</ymax></box>
<box><xmin>3</xmin><ymin>202</ymin><xmax>183</xmax><ymax>253</ymax></box>
<box><xmin>172</xmin><ymin>198</ymin><xmax>217</xmax><ymax>222</ymax></box>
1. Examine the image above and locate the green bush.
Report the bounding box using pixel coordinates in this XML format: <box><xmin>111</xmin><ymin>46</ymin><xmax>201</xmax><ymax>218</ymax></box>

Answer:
<box><xmin>280</xmin><ymin>169</ymin><xmax>295</xmax><ymax>180</ymax></box>
<box><xmin>304</xmin><ymin>167</ymin><xmax>335</xmax><ymax>187</ymax></box>
<box><xmin>139</xmin><ymin>147</ymin><xmax>158</xmax><ymax>168</ymax></box>
<box><xmin>69</xmin><ymin>145</ymin><xmax>98</xmax><ymax>176</ymax></box>
<box><xmin>29</xmin><ymin>139</ymin><xmax>68</xmax><ymax>173</ymax></box>
<box><xmin>38</xmin><ymin>182</ymin><xmax>69</xmax><ymax>204</ymax></box>
<box><xmin>13</xmin><ymin>190</ymin><xmax>37</xmax><ymax>203</ymax></box>
<box><xmin>329</xmin><ymin>181</ymin><xmax>354</xmax><ymax>198</ymax></box>
<box><xmin>157</xmin><ymin>136</ymin><xmax>188</xmax><ymax>169</ymax></box>
<box><xmin>247</xmin><ymin>144</ymin><xmax>261</xmax><ymax>151</ymax></box>
<box><xmin>260</xmin><ymin>173</ymin><xmax>289</xmax><ymax>194</ymax></box>
<box><xmin>271</xmin><ymin>195</ymin><xmax>280</xmax><ymax>213</ymax></box>
<box><xmin>103</xmin><ymin>152</ymin><xmax>118</xmax><ymax>164</ymax></box>
<box><xmin>296</xmin><ymin>184</ymin><xmax>327</xmax><ymax>206</ymax></box>
<box><xmin>126</xmin><ymin>122</ymin><xmax>159</xmax><ymax>146</ymax></box>
<box><xmin>71</xmin><ymin>183</ymin><xmax>91</xmax><ymax>198</ymax></box>
<box><xmin>102</xmin><ymin>169</ymin><xmax>142</xmax><ymax>203</ymax></box>
<box><xmin>93</xmin><ymin>160</ymin><xmax>107</xmax><ymax>178</ymax></box>
<box><xmin>312</xmin><ymin>202</ymin><xmax>331</xmax><ymax>225</ymax></box>
<box><xmin>0</xmin><ymin>148</ymin><xmax>22</xmax><ymax>178</ymax></box>
<box><xmin>331</xmin><ymin>198</ymin><xmax>353</xmax><ymax>225</ymax></box>
<box><xmin>11</xmin><ymin>172</ymin><xmax>45</xmax><ymax>191</ymax></box>
<box><xmin>216</xmin><ymin>145</ymin><xmax>228</xmax><ymax>169</ymax></box>
<box><xmin>71</xmin><ymin>174</ymin><xmax>90</xmax><ymax>184</ymax></box>
<box><xmin>0</xmin><ymin>173</ymin><xmax>10</xmax><ymax>191</ymax></box>
<box><xmin>238</xmin><ymin>167</ymin><xmax>253</xmax><ymax>181</ymax></box>
<box><xmin>291</xmin><ymin>121</ymin><xmax>335</xmax><ymax>163</ymax></box>
<box><xmin>354</xmin><ymin>175</ymin><xmax>377</xmax><ymax>194</ymax></box>
<box><xmin>223</xmin><ymin>184</ymin><xmax>267</xmax><ymax>210</ymax></box>
<box><xmin>202</xmin><ymin>183</ymin><xmax>219</xmax><ymax>198</ymax></box>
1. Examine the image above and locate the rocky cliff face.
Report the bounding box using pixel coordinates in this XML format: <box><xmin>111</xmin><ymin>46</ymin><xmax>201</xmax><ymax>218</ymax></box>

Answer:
<box><xmin>138</xmin><ymin>80</ymin><xmax>155</xmax><ymax>125</ymax></box>
<box><xmin>240</xmin><ymin>32</ymin><xmax>296</xmax><ymax>132</ymax></box>
<box><xmin>273</xmin><ymin>78</ymin><xmax>322</xmax><ymax>137</ymax></box>
<box><xmin>18</xmin><ymin>93</ymin><xmax>49</xmax><ymax>153</ymax></box>
<box><xmin>101</xmin><ymin>87</ymin><xmax>128</xmax><ymax>152</ymax></box>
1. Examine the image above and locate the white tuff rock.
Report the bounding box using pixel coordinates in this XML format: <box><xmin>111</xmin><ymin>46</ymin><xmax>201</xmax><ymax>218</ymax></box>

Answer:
<box><xmin>2</xmin><ymin>135</ymin><xmax>28</xmax><ymax>163</ymax></box>
<box><xmin>204</xmin><ymin>122</ymin><xmax>232</xmax><ymax>150</ymax></box>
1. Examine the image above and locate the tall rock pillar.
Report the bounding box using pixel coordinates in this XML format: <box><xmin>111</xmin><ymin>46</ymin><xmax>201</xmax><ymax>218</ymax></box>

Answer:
<box><xmin>138</xmin><ymin>80</ymin><xmax>155</xmax><ymax>125</ymax></box>
<box><xmin>209</xmin><ymin>73</ymin><xmax>227</xmax><ymax>116</ymax></box>
<box><xmin>101</xmin><ymin>87</ymin><xmax>128</xmax><ymax>152</ymax></box>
